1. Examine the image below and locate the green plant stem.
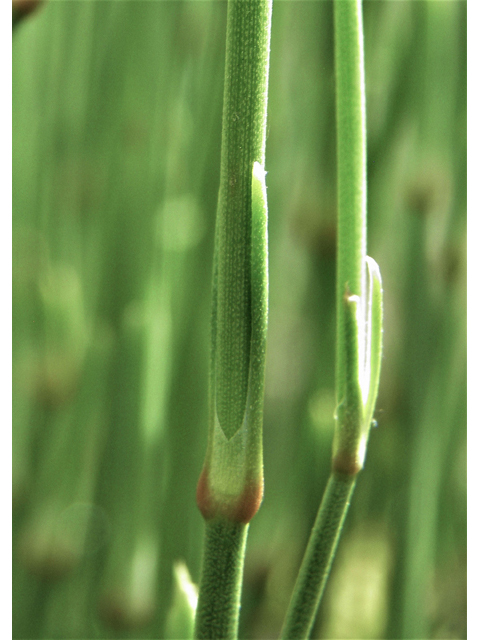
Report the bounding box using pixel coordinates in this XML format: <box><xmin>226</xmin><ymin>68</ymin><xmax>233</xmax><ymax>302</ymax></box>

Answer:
<box><xmin>195</xmin><ymin>1</ymin><xmax>272</xmax><ymax>637</ymax></box>
<box><xmin>196</xmin><ymin>0</ymin><xmax>272</xmax><ymax>513</ymax></box>
<box><xmin>195</xmin><ymin>519</ymin><xmax>248</xmax><ymax>640</ymax></box>
<box><xmin>213</xmin><ymin>0</ymin><xmax>272</xmax><ymax>443</ymax></box>
<box><xmin>281</xmin><ymin>3</ymin><xmax>377</xmax><ymax>638</ymax></box>
<box><xmin>280</xmin><ymin>473</ymin><xmax>356</xmax><ymax>640</ymax></box>
<box><xmin>334</xmin><ymin>0</ymin><xmax>367</xmax><ymax>408</ymax></box>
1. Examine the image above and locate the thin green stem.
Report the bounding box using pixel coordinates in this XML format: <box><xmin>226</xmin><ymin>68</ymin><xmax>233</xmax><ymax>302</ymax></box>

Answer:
<box><xmin>334</xmin><ymin>0</ymin><xmax>367</xmax><ymax>409</ymax></box>
<box><xmin>332</xmin><ymin>0</ymin><xmax>383</xmax><ymax>476</ymax></box>
<box><xmin>280</xmin><ymin>2</ymin><xmax>383</xmax><ymax>637</ymax></box>
<box><xmin>196</xmin><ymin>1</ymin><xmax>271</xmax><ymax>520</ymax></box>
<box><xmin>280</xmin><ymin>473</ymin><xmax>356</xmax><ymax>640</ymax></box>
<box><xmin>195</xmin><ymin>520</ymin><xmax>248</xmax><ymax>640</ymax></box>
<box><xmin>213</xmin><ymin>0</ymin><xmax>271</xmax><ymax>444</ymax></box>
<box><xmin>195</xmin><ymin>1</ymin><xmax>272</xmax><ymax>637</ymax></box>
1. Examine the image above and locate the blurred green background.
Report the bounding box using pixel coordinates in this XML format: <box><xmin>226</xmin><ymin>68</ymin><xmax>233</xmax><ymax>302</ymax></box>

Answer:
<box><xmin>12</xmin><ymin>1</ymin><xmax>466</xmax><ymax>639</ymax></box>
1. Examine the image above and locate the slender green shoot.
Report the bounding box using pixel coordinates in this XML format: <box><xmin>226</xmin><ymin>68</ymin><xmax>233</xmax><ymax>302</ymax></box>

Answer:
<box><xmin>195</xmin><ymin>1</ymin><xmax>272</xmax><ymax>637</ymax></box>
<box><xmin>280</xmin><ymin>2</ymin><xmax>383</xmax><ymax>638</ymax></box>
<box><xmin>195</xmin><ymin>161</ymin><xmax>269</xmax><ymax>640</ymax></box>
<box><xmin>280</xmin><ymin>473</ymin><xmax>356</xmax><ymax>640</ymax></box>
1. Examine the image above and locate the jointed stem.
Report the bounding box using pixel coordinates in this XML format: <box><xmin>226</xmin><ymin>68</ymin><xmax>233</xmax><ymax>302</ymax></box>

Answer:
<box><xmin>334</xmin><ymin>0</ymin><xmax>367</xmax><ymax>406</ymax></box>
<box><xmin>280</xmin><ymin>2</ymin><xmax>383</xmax><ymax>637</ymax></box>
<box><xmin>195</xmin><ymin>1</ymin><xmax>272</xmax><ymax>637</ymax></box>
<box><xmin>214</xmin><ymin>0</ymin><xmax>272</xmax><ymax>442</ymax></box>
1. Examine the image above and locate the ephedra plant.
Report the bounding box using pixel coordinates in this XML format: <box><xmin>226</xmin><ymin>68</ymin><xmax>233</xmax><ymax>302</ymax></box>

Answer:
<box><xmin>13</xmin><ymin>1</ymin><xmax>466</xmax><ymax>639</ymax></box>
<box><xmin>193</xmin><ymin>0</ymin><xmax>382</xmax><ymax>638</ymax></box>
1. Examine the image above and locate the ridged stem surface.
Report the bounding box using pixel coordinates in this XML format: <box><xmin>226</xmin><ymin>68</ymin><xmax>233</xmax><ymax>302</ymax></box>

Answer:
<box><xmin>195</xmin><ymin>520</ymin><xmax>248</xmax><ymax>640</ymax></box>
<box><xmin>280</xmin><ymin>474</ymin><xmax>356</xmax><ymax>640</ymax></box>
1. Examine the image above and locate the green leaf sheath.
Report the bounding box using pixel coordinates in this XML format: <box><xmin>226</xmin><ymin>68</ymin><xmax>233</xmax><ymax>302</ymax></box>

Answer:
<box><xmin>197</xmin><ymin>0</ymin><xmax>271</xmax><ymax>522</ymax></box>
<box><xmin>332</xmin><ymin>291</ymin><xmax>364</xmax><ymax>475</ymax></box>
<box><xmin>280</xmin><ymin>473</ymin><xmax>356</xmax><ymax>640</ymax></box>
<box><xmin>195</xmin><ymin>2</ymin><xmax>271</xmax><ymax>638</ymax></box>
<box><xmin>195</xmin><ymin>520</ymin><xmax>248</xmax><ymax>640</ymax></box>
<box><xmin>334</xmin><ymin>0</ymin><xmax>367</xmax><ymax>407</ymax></box>
<box><xmin>214</xmin><ymin>0</ymin><xmax>272</xmax><ymax>441</ymax></box>
<box><xmin>197</xmin><ymin>165</ymin><xmax>268</xmax><ymax>524</ymax></box>
<box><xmin>332</xmin><ymin>257</ymin><xmax>383</xmax><ymax>474</ymax></box>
